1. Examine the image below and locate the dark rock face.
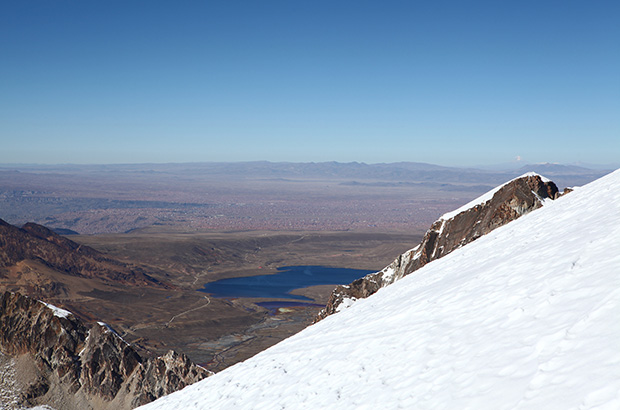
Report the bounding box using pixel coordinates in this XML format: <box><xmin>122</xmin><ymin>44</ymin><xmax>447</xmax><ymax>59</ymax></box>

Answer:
<box><xmin>0</xmin><ymin>291</ymin><xmax>210</xmax><ymax>409</ymax></box>
<box><xmin>130</xmin><ymin>350</ymin><xmax>211</xmax><ymax>406</ymax></box>
<box><xmin>78</xmin><ymin>322</ymin><xmax>142</xmax><ymax>400</ymax></box>
<box><xmin>317</xmin><ymin>174</ymin><xmax>560</xmax><ymax>320</ymax></box>
<box><xmin>0</xmin><ymin>219</ymin><xmax>167</xmax><ymax>288</ymax></box>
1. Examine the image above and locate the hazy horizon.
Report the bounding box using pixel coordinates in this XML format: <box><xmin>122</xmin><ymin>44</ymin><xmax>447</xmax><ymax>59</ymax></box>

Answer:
<box><xmin>2</xmin><ymin>2</ymin><xmax>618</xmax><ymax>166</ymax></box>
<box><xmin>0</xmin><ymin>159</ymin><xmax>618</xmax><ymax>171</ymax></box>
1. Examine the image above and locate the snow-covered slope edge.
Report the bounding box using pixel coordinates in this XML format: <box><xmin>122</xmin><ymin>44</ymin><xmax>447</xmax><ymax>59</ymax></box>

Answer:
<box><xmin>317</xmin><ymin>172</ymin><xmax>561</xmax><ymax>320</ymax></box>
<box><xmin>140</xmin><ymin>169</ymin><xmax>620</xmax><ymax>410</ymax></box>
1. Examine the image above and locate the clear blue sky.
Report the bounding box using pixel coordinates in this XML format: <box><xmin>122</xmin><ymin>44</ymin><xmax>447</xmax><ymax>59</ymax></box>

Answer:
<box><xmin>1</xmin><ymin>1</ymin><xmax>618</xmax><ymax>166</ymax></box>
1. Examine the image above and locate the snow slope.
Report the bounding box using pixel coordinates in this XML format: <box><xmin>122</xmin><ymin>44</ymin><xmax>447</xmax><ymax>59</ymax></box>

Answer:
<box><xmin>140</xmin><ymin>169</ymin><xmax>620</xmax><ymax>410</ymax></box>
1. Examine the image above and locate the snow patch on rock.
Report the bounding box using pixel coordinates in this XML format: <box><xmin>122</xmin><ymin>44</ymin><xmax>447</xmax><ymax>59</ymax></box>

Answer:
<box><xmin>97</xmin><ymin>322</ymin><xmax>130</xmax><ymax>346</ymax></box>
<box><xmin>335</xmin><ymin>297</ymin><xmax>357</xmax><ymax>313</ymax></box>
<box><xmin>40</xmin><ymin>301</ymin><xmax>72</xmax><ymax>319</ymax></box>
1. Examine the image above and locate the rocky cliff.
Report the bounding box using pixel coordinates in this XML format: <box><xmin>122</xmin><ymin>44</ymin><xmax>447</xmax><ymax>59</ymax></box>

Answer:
<box><xmin>0</xmin><ymin>291</ymin><xmax>210</xmax><ymax>409</ymax></box>
<box><xmin>317</xmin><ymin>173</ymin><xmax>561</xmax><ymax>320</ymax></box>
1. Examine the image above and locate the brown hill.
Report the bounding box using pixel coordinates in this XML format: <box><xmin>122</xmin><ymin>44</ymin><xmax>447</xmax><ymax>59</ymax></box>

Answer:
<box><xmin>0</xmin><ymin>219</ymin><xmax>167</xmax><ymax>288</ymax></box>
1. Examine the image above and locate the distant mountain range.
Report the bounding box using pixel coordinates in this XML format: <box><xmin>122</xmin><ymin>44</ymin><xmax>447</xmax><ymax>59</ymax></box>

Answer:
<box><xmin>515</xmin><ymin>162</ymin><xmax>608</xmax><ymax>175</ymax></box>
<box><xmin>0</xmin><ymin>160</ymin><xmax>612</xmax><ymax>181</ymax></box>
<box><xmin>0</xmin><ymin>161</ymin><xmax>612</xmax><ymax>234</ymax></box>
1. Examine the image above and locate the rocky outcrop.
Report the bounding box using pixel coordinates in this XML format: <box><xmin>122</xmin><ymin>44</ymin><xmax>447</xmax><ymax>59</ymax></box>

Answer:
<box><xmin>317</xmin><ymin>173</ymin><xmax>560</xmax><ymax>320</ymax></box>
<box><xmin>0</xmin><ymin>219</ymin><xmax>167</xmax><ymax>288</ymax></box>
<box><xmin>0</xmin><ymin>291</ymin><xmax>210</xmax><ymax>409</ymax></box>
<box><xmin>129</xmin><ymin>350</ymin><xmax>210</xmax><ymax>405</ymax></box>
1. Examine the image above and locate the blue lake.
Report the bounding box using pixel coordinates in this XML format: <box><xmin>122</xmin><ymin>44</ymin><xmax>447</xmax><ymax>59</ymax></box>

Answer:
<box><xmin>198</xmin><ymin>265</ymin><xmax>375</xmax><ymax>302</ymax></box>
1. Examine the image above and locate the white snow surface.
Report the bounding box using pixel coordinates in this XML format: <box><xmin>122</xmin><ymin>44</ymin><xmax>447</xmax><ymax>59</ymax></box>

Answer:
<box><xmin>439</xmin><ymin>171</ymin><xmax>551</xmax><ymax>221</ymax></box>
<box><xmin>140</xmin><ymin>169</ymin><xmax>620</xmax><ymax>410</ymax></box>
<box><xmin>334</xmin><ymin>296</ymin><xmax>357</xmax><ymax>313</ymax></box>
<box><xmin>40</xmin><ymin>301</ymin><xmax>72</xmax><ymax>319</ymax></box>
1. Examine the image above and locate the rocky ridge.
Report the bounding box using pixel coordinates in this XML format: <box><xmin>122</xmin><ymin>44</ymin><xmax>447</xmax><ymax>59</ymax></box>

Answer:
<box><xmin>0</xmin><ymin>219</ymin><xmax>167</xmax><ymax>289</ymax></box>
<box><xmin>0</xmin><ymin>291</ymin><xmax>210</xmax><ymax>409</ymax></box>
<box><xmin>317</xmin><ymin>173</ymin><xmax>561</xmax><ymax>320</ymax></box>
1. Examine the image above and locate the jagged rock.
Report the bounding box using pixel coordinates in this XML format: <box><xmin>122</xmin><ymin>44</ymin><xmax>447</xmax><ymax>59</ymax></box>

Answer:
<box><xmin>0</xmin><ymin>291</ymin><xmax>210</xmax><ymax>409</ymax></box>
<box><xmin>317</xmin><ymin>173</ymin><xmax>561</xmax><ymax>321</ymax></box>
<box><xmin>79</xmin><ymin>322</ymin><xmax>142</xmax><ymax>400</ymax></box>
<box><xmin>129</xmin><ymin>350</ymin><xmax>210</xmax><ymax>407</ymax></box>
<box><xmin>0</xmin><ymin>290</ymin><xmax>88</xmax><ymax>393</ymax></box>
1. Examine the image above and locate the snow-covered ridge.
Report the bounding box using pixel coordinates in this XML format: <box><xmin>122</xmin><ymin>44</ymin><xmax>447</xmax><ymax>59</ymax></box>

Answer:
<box><xmin>140</xmin><ymin>169</ymin><xmax>620</xmax><ymax>410</ymax></box>
<box><xmin>440</xmin><ymin>171</ymin><xmax>550</xmax><ymax>221</ymax></box>
<box><xmin>40</xmin><ymin>301</ymin><xmax>73</xmax><ymax>318</ymax></box>
<box><xmin>97</xmin><ymin>321</ymin><xmax>131</xmax><ymax>346</ymax></box>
